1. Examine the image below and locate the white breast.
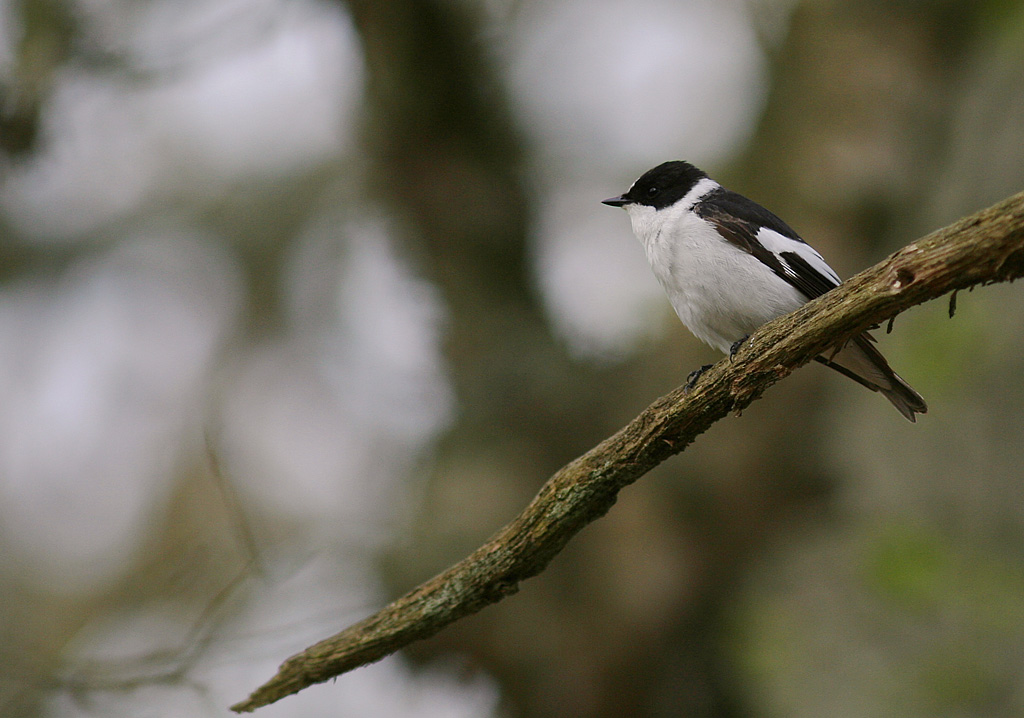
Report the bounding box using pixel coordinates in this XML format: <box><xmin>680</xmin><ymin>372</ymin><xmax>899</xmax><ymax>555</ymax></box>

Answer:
<box><xmin>626</xmin><ymin>196</ymin><xmax>808</xmax><ymax>354</ymax></box>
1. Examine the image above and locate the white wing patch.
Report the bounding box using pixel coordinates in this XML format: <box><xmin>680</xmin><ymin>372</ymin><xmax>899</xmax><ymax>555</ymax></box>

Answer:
<box><xmin>756</xmin><ymin>227</ymin><xmax>841</xmax><ymax>287</ymax></box>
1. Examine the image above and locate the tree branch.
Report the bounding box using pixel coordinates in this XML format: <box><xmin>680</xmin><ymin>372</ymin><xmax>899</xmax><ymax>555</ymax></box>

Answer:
<box><xmin>232</xmin><ymin>191</ymin><xmax>1024</xmax><ymax>712</ymax></box>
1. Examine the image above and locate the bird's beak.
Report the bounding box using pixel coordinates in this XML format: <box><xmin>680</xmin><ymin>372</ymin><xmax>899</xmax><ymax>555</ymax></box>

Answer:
<box><xmin>601</xmin><ymin>195</ymin><xmax>630</xmax><ymax>208</ymax></box>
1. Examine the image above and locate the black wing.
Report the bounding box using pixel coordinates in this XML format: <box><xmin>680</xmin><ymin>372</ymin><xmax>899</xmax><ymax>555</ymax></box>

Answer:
<box><xmin>694</xmin><ymin>189</ymin><xmax>840</xmax><ymax>300</ymax></box>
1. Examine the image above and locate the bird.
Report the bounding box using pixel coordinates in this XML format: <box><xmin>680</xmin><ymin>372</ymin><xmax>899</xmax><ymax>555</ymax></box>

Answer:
<box><xmin>602</xmin><ymin>160</ymin><xmax>926</xmax><ymax>422</ymax></box>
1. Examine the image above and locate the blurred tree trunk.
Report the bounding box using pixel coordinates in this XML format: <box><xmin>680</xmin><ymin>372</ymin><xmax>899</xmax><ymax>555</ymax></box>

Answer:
<box><xmin>736</xmin><ymin>0</ymin><xmax>982</xmax><ymax>258</ymax></box>
<box><xmin>0</xmin><ymin>0</ymin><xmax>74</xmax><ymax>158</ymax></box>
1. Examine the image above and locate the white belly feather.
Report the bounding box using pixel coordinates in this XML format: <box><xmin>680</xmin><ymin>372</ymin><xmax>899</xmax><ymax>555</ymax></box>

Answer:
<box><xmin>627</xmin><ymin>200</ymin><xmax>807</xmax><ymax>354</ymax></box>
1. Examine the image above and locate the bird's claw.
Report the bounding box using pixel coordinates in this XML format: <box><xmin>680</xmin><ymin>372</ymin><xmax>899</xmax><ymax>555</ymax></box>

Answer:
<box><xmin>729</xmin><ymin>335</ymin><xmax>749</xmax><ymax>361</ymax></box>
<box><xmin>684</xmin><ymin>364</ymin><xmax>713</xmax><ymax>392</ymax></box>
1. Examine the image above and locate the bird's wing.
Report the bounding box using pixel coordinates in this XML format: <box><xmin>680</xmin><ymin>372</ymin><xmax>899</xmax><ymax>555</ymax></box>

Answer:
<box><xmin>694</xmin><ymin>190</ymin><xmax>925</xmax><ymax>421</ymax></box>
<box><xmin>694</xmin><ymin>190</ymin><xmax>841</xmax><ymax>300</ymax></box>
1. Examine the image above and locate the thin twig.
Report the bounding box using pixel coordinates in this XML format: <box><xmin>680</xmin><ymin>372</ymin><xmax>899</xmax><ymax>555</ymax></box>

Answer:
<box><xmin>205</xmin><ymin>430</ymin><xmax>264</xmax><ymax>575</ymax></box>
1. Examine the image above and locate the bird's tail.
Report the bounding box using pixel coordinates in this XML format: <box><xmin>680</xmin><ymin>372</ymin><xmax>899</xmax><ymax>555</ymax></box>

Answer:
<box><xmin>815</xmin><ymin>334</ymin><xmax>927</xmax><ymax>422</ymax></box>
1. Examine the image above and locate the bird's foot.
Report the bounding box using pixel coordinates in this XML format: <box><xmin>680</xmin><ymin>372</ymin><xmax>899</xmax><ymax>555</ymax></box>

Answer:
<box><xmin>684</xmin><ymin>364</ymin><xmax>713</xmax><ymax>392</ymax></box>
<box><xmin>729</xmin><ymin>335</ymin><xmax>750</xmax><ymax>361</ymax></box>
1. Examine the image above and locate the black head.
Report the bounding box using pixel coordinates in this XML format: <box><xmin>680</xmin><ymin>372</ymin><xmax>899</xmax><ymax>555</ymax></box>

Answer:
<box><xmin>602</xmin><ymin>161</ymin><xmax>708</xmax><ymax>210</ymax></box>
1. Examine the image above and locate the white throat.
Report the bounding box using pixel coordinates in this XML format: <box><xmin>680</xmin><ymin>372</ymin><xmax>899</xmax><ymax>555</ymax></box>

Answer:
<box><xmin>624</xmin><ymin>177</ymin><xmax>720</xmax><ymax>247</ymax></box>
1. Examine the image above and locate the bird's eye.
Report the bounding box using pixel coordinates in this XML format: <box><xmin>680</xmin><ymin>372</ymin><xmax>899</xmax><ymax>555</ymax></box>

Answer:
<box><xmin>647</xmin><ymin>186</ymin><xmax>659</xmax><ymax>197</ymax></box>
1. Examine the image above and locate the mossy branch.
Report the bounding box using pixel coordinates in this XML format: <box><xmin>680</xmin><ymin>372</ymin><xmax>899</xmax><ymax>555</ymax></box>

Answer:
<box><xmin>232</xmin><ymin>191</ymin><xmax>1024</xmax><ymax>712</ymax></box>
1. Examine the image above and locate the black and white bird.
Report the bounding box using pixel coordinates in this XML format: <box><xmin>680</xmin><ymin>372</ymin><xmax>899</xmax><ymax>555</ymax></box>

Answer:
<box><xmin>603</xmin><ymin>160</ymin><xmax>926</xmax><ymax>421</ymax></box>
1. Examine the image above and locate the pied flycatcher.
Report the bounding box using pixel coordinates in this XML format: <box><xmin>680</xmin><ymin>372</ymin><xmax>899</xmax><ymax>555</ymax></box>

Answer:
<box><xmin>603</xmin><ymin>160</ymin><xmax>926</xmax><ymax>422</ymax></box>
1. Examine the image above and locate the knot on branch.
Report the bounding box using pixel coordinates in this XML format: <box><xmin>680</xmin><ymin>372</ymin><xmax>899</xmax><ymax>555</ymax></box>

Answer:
<box><xmin>993</xmin><ymin>243</ymin><xmax>1024</xmax><ymax>283</ymax></box>
<box><xmin>488</xmin><ymin>579</ymin><xmax>520</xmax><ymax>600</ymax></box>
<box><xmin>891</xmin><ymin>266</ymin><xmax>917</xmax><ymax>291</ymax></box>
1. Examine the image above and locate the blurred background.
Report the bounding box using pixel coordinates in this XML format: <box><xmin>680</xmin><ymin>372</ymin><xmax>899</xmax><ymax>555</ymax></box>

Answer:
<box><xmin>1</xmin><ymin>0</ymin><xmax>1024</xmax><ymax>716</ymax></box>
